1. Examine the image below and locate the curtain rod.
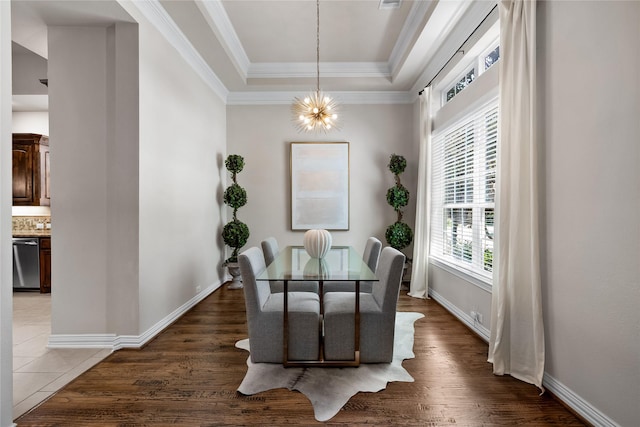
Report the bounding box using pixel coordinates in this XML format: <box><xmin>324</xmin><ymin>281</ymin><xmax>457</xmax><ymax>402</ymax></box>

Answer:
<box><xmin>418</xmin><ymin>4</ymin><xmax>498</xmax><ymax>95</ymax></box>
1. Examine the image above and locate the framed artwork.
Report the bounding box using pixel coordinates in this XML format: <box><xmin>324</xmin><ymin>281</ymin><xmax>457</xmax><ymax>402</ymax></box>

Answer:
<box><xmin>290</xmin><ymin>142</ymin><xmax>349</xmax><ymax>230</ymax></box>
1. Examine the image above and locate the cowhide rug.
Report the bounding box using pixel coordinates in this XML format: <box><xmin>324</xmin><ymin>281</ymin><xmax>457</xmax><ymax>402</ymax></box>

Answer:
<box><xmin>235</xmin><ymin>311</ymin><xmax>424</xmax><ymax>421</ymax></box>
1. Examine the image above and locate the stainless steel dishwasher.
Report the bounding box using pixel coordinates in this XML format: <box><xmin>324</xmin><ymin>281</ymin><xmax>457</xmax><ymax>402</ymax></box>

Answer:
<box><xmin>13</xmin><ymin>237</ymin><xmax>40</xmax><ymax>290</ymax></box>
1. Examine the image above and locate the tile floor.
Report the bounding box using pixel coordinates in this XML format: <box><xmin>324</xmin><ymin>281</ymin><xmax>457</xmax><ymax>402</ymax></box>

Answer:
<box><xmin>12</xmin><ymin>292</ymin><xmax>111</xmax><ymax>419</ymax></box>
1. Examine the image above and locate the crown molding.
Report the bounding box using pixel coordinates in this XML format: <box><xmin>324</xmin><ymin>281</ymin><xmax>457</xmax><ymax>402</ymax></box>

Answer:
<box><xmin>198</xmin><ymin>0</ymin><xmax>421</xmax><ymax>83</ymax></box>
<box><xmin>120</xmin><ymin>0</ymin><xmax>432</xmax><ymax>107</ymax></box>
<box><xmin>226</xmin><ymin>90</ymin><xmax>415</xmax><ymax>106</ymax></box>
<box><xmin>195</xmin><ymin>0</ymin><xmax>250</xmax><ymax>79</ymax></box>
<box><xmin>387</xmin><ymin>0</ymin><xmax>434</xmax><ymax>78</ymax></box>
<box><xmin>248</xmin><ymin>62</ymin><xmax>391</xmax><ymax>79</ymax></box>
<box><xmin>129</xmin><ymin>0</ymin><xmax>229</xmax><ymax>102</ymax></box>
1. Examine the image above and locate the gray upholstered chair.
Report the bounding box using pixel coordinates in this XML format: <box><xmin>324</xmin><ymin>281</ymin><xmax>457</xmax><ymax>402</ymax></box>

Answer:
<box><xmin>323</xmin><ymin>236</ymin><xmax>382</xmax><ymax>294</ymax></box>
<box><xmin>261</xmin><ymin>237</ymin><xmax>319</xmax><ymax>293</ymax></box>
<box><xmin>261</xmin><ymin>236</ymin><xmax>281</xmax><ymax>266</ymax></box>
<box><xmin>239</xmin><ymin>247</ymin><xmax>321</xmax><ymax>363</ymax></box>
<box><xmin>322</xmin><ymin>246</ymin><xmax>405</xmax><ymax>363</ymax></box>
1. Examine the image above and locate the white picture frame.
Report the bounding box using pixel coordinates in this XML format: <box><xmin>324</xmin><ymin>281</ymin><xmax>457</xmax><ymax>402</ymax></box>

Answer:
<box><xmin>290</xmin><ymin>142</ymin><xmax>349</xmax><ymax>230</ymax></box>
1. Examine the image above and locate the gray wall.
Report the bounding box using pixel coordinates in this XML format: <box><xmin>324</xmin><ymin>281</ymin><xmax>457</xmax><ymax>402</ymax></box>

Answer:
<box><xmin>12</xmin><ymin>111</ymin><xmax>48</xmax><ymax>135</ymax></box>
<box><xmin>0</xmin><ymin>3</ymin><xmax>13</xmax><ymax>425</ymax></box>
<box><xmin>428</xmin><ymin>2</ymin><xmax>640</xmax><ymax>425</ymax></box>
<box><xmin>48</xmin><ymin>23</ymin><xmax>141</xmax><ymax>336</ymax></box>
<box><xmin>48</xmin><ymin>25</ymin><xmax>113</xmax><ymax>333</ymax></box>
<box><xmin>46</xmin><ymin>4</ymin><xmax>228</xmax><ymax>338</ymax></box>
<box><xmin>11</xmin><ymin>42</ymin><xmax>47</xmax><ymax>95</ymax></box>
<box><xmin>106</xmin><ymin>23</ymin><xmax>140</xmax><ymax>336</ymax></box>
<box><xmin>2</xmin><ymin>1</ymin><xmax>638</xmax><ymax>426</ymax></box>
<box><xmin>538</xmin><ymin>1</ymin><xmax>639</xmax><ymax>425</ymax></box>
<box><xmin>226</xmin><ymin>103</ymin><xmax>417</xmax><ymax>257</ymax></box>
<box><xmin>129</xmin><ymin>1</ymin><xmax>228</xmax><ymax>333</ymax></box>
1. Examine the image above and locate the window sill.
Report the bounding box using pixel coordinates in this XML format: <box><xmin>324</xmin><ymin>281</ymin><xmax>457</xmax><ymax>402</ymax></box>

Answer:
<box><xmin>429</xmin><ymin>256</ymin><xmax>492</xmax><ymax>293</ymax></box>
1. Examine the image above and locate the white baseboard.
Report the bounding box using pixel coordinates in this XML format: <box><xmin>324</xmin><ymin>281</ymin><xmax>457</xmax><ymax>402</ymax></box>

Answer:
<box><xmin>47</xmin><ymin>333</ymin><xmax>117</xmax><ymax>349</ymax></box>
<box><xmin>48</xmin><ymin>281</ymin><xmax>222</xmax><ymax>350</ymax></box>
<box><xmin>428</xmin><ymin>288</ymin><xmax>620</xmax><ymax>427</ymax></box>
<box><xmin>543</xmin><ymin>373</ymin><xmax>620</xmax><ymax>427</ymax></box>
<box><xmin>428</xmin><ymin>288</ymin><xmax>490</xmax><ymax>342</ymax></box>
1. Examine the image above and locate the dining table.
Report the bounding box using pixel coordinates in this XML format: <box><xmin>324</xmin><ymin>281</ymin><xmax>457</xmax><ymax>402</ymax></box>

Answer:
<box><xmin>256</xmin><ymin>245</ymin><xmax>378</xmax><ymax>367</ymax></box>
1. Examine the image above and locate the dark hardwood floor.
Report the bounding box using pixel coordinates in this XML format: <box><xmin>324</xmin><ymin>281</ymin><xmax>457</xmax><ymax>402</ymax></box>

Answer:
<box><xmin>16</xmin><ymin>285</ymin><xmax>585</xmax><ymax>426</ymax></box>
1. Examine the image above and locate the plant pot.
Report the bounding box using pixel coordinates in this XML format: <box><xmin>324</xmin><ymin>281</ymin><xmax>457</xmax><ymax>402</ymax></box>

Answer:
<box><xmin>226</xmin><ymin>262</ymin><xmax>243</xmax><ymax>289</ymax></box>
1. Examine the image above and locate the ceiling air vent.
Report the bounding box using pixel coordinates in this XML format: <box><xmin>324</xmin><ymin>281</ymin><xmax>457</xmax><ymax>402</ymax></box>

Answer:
<box><xmin>379</xmin><ymin>0</ymin><xmax>401</xmax><ymax>9</ymax></box>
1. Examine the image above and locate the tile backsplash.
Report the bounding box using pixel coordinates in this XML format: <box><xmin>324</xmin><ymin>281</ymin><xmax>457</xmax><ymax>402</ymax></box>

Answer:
<box><xmin>12</xmin><ymin>216</ymin><xmax>51</xmax><ymax>233</ymax></box>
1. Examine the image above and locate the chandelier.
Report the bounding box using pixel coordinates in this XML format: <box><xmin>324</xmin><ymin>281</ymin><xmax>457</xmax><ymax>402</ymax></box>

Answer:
<box><xmin>292</xmin><ymin>0</ymin><xmax>339</xmax><ymax>132</ymax></box>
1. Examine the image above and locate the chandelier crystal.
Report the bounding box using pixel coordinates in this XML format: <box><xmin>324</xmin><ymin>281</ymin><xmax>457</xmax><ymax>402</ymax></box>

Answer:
<box><xmin>292</xmin><ymin>0</ymin><xmax>339</xmax><ymax>132</ymax></box>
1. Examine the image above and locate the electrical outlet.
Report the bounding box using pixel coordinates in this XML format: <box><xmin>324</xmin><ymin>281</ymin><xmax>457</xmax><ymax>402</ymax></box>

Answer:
<box><xmin>471</xmin><ymin>311</ymin><xmax>483</xmax><ymax>324</ymax></box>
<box><xmin>195</xmin><ymin>285</ymin><xmax>202</xmax><ymax>293</ymax></box>
<box><xmin>36</xmin><ymin>223</ymin><xmax>44</xmax><ymax>229</ymax></box>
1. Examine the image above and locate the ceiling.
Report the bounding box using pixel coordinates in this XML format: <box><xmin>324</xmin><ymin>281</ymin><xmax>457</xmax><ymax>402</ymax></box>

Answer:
<box><xmin>10</xmin><ymin>0</ymin><xmax>495</xmax><ymax>105</ymax></box>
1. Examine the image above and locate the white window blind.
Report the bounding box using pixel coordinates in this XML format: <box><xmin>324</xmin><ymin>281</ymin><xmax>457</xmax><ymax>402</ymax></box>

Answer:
<box><xmin>431</xmin><ymin>99</ymin><xmax>498</xmax><ymax>280</ymax></box>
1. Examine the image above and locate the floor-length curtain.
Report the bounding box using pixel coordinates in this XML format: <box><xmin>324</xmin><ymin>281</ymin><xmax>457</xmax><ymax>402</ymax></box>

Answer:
<box><xmin>409</xmin><ymin>88</ymin><xmax>432</xmax><ymax>299</ymax></box>
<box><xmin>488</xmin><ymin>0</ymin><xmax>544</xmax><ymax>390</ymax></box>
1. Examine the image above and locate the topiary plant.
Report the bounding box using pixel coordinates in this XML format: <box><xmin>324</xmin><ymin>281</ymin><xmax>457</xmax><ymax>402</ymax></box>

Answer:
<box><xmin>222</xmin><ymin>154</ymin><xmax>249</xmax><ymax>264</ymax></box>
<box><xmin>222</xmin><ymin>220</ymin><xmax>250</xmax><ymax>256</ymax></box>
<box><xmin>386</xmin><ymin>184</ymin><xmax>410</xmax><ymax>211</ymax></box>
<box><xmin>385</xmin><ymin>221</ymin><xmax>413</xmax><ymax>252</ymax></box>
<box><xmin>385</xmin><ymin>154</ymin><xmax>413</xmax><ymax>252</ymax></box>
<box><xmin>223</xmin><ymin>183</ymin><xmax>247</xmax><ymax>208</ymax></box>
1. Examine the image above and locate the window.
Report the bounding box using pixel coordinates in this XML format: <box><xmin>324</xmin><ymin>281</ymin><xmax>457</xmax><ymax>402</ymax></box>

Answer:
<box><xmin>431</xmin><ymin>100</ymin><xmax>498</xmax><ymax>280</ymax></box>
<box><xmin>443</xmin><ymin>40</ymin><xmax>500</xmax><ymax>105</ymax></box>
<box><xmin>445</xmin><ymin>67</ymin><xmax>476</xmax><ymax>103</ymax></box>
<box><xmin>483</xmin><ymin>45</ymin><xmax>500</xmax><ymax>71</ymax></box>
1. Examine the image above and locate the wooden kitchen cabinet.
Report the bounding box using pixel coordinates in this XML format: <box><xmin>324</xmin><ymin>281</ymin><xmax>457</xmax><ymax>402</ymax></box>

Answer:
<box><xmin>39</xmin><ymin>237</ymin><xmax>51</xmax><ymax>293</ymax></box>
<box><xmin>12</xmin><ymin>133</ymin><xmax>50</xmax><ymax>206</ymax></box>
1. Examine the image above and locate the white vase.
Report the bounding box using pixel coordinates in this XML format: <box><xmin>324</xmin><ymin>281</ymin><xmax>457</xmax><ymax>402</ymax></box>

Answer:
<box><xmin>303</xmin><ymin>229</ymin><xmax>332</xmax><ymax>258</ymax></box>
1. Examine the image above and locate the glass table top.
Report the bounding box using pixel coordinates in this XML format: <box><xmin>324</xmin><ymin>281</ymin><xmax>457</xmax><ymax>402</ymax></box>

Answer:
<box><xmin>256</xmin><ymin>246</ymin><xmax>378</xmax><ymax>282</ymax></box>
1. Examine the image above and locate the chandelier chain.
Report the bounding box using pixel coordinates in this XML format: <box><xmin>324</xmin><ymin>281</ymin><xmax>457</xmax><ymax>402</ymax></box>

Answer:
<box><xmin>291</xmin><ymin>0</ymin><xmax>339</xmax><ymax>132</ymax></box>
<box><xmin>316</xmin><ymin>0</ymin><xmax>320</xmax><ymax>92</ymax></box>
